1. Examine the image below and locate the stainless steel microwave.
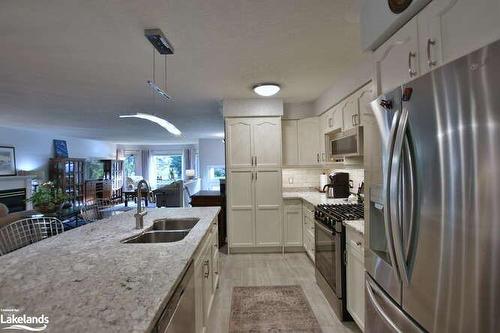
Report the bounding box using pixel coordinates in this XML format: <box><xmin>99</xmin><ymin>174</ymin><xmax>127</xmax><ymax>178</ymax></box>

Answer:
<box><xmin>328</xmin><ymin>126</ymin><xmax>363</xmax><ymax>159</ymax></box>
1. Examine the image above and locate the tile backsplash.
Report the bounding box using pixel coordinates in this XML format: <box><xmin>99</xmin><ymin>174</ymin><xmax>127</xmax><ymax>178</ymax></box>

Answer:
<box><xmin>282</xmin><ymin>168</ymin><xmax>323</xmax><ymax>189</ymax></box>
<box><xmin>282</xmin><ymin>167</ymin><xmax>364</xmax><ymax>194</ymax></box>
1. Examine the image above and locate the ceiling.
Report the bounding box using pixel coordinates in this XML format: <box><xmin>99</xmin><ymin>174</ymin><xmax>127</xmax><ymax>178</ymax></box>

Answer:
<box><xmin>0</xmin><ymin>0</ymin><xmax>363</xmax><ymax>144</ymax></box>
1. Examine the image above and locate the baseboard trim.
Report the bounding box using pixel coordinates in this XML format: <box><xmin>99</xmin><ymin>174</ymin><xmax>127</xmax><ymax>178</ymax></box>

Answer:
<box><xmin>229</xmin><ymin>246</ymin><xmax>306</xmax><ymax>254</ymax></box>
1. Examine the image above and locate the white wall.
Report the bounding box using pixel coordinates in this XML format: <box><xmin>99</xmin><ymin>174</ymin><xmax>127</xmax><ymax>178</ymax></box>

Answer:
<box><xmin>198</xmin><ymin>138</ymin><xmax>225</xmax><ymax>190</ymax></box>
<box><xmin>283</xmin><ymin>102</ymin><xmax>315</xmax><ymax>119</ymax></box>
<box><xmin>314</xmin><ymin>55</ymin><xmax>374</xmax><ymax>116</ymax></box>
<box><xmin>223</xmin><ymin>98</ymin><xmax>284</xmax><ymax>117</ymax></box>
<box><xmin>0</xmin><ymin>126</ymin><xmax>116</xmax><ymax>180</ymax></box>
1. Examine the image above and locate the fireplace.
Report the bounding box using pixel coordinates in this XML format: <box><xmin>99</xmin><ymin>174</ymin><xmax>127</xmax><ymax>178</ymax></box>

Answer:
<box><xmin>0</xmin><ymin>188</ymin><xmax>27</xmax><ymax>213</ymax></box>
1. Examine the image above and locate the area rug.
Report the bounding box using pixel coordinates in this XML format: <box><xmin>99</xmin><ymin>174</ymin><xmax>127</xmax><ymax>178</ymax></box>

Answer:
<box><xmin>229</xmin><ymin>285</ymin><xmax>322</xmax><ymax>333</ymax></box>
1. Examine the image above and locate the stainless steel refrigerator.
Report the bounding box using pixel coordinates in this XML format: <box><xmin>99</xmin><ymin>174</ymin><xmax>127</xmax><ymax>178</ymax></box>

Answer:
<box><xmin>366</xmin><ymin>39</ymin><xmax>500</xmax><ymax>333</ymax></box>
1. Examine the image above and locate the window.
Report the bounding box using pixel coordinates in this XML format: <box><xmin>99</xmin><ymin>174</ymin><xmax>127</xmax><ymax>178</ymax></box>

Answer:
<box><xmin>152</xmin><ymin>154</ymin><xmax>183</xmax><ymax>187</ymax></box>
<box><xmin>124</xmin><ymin>154</ymin><xmax>136</xmax><ymax>177</ymax></box>
<box><xmin>207</xmin><ymin>165</ymin><xmax>225</xmax><ymax>191</ymax></box>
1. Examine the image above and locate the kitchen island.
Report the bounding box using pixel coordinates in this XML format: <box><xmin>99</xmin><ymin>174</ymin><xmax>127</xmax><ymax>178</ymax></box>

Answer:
<box><xmin>0</xmin><ymin>207</ymin><xmax>220</xmax><ymax>333</ymax></box>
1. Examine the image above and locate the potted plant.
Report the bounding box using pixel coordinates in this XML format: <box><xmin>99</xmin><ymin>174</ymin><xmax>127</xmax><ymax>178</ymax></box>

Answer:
<box><xmin>28</xmin><ymin>181</ymin><xmax>69</xmax><ymax>214</ymax></box>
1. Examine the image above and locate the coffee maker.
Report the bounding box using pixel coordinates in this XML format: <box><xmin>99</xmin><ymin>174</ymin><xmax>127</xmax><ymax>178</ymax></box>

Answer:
<box><xmin>322</xmin><ymin>172</ymin><xmax>350</xmax><ymax>198</ymax></box>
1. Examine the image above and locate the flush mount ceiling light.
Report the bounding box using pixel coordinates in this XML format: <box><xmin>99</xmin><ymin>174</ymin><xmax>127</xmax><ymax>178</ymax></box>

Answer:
<box><xmin>120</xmin><ymin>113</ymin><xmax>181</xmax><ymax>136</ymax></box>
<box><xmin>253</xmin><ymin>83</ymin><xmax>281</xmax><ymax>97</ymax></box>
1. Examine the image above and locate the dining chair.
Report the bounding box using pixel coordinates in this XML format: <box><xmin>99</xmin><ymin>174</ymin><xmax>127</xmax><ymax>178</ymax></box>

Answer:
<box><xmin>0</xmin><ymin>217</ymin><xmax>64</xmax><ymax>255</ymax></box>
<box><xmin>80</xmin><ymin>204</ymin><xmax>102</xmax><ymax>224</ymax></box>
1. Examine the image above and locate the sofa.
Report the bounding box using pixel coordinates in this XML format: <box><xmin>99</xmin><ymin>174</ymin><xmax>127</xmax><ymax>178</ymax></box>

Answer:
<box><xmin>0</xmin><ymin>203</ymin><xmax>35</xmax><ymax>228</ymax></box>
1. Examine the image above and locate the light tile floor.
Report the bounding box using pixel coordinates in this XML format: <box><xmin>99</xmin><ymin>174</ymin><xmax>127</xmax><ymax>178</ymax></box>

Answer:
<box><xmin>206</xmin><ymin>251</ymin><xmax>361</xmax><ymax>333</ymax></box>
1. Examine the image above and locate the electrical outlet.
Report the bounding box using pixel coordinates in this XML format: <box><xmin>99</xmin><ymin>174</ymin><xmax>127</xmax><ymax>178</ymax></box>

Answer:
<box><xmin>288</xmin><ymin>177</ymin><xmax>294</xmax><ymax>184</ymax></box>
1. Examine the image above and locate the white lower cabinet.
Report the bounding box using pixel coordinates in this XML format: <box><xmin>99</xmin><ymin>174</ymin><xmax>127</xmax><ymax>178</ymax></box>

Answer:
<box><xmin>302</xmin><ymin>202</ymin><xmax>315</xmax><ymax>262</ymax></box>
<box><xmin>346</xmin><ymin>228</ymin><xmax>365</xmax><ymax>331</ymax></box>
<box><xmin>194</xmin><ymin>220</ymin><xmax>219</xmax><ymax>333</ymax></box>
<box><xmin>283</xmin><ymin>199</ymin><xmax>303</xmax><ymax>247</ymax></box>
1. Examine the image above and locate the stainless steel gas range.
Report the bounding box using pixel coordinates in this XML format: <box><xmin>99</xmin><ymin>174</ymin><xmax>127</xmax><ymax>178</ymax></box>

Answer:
<box><xmin>314</xmin><ymin>203</ymin><xmax>364</xmax><ymax>321</ymax></box>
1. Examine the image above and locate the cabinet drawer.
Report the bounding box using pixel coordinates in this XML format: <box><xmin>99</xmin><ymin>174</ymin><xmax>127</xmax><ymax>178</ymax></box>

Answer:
<box><xmin>347</xmin><ymin>229</ymin><xmax>364</xmax><ymax>257</ymax></box>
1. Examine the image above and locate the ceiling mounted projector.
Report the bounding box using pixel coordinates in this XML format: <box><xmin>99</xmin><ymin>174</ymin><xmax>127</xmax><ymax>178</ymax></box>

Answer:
<box><xmin>144</xmin><ymin>29</ymin><xmax>174</xmax><ymax>55</ymax></box>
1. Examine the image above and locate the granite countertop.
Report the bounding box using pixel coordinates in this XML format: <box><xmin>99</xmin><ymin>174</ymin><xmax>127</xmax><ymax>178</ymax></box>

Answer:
<box><xmin>343</xmin><ymin>219</ymin><xmax>365</xmax><ymax>235</ymax></box>
<box><xmin>283</xmin><ymin>188</ymin><xmax>365</xmax><ymax>233</ymax></box>
<box><xmin>0</xmin><ymin>207</ymin><xmax>220</xmax><ymax>333</ymax></box>
<box><xmin>282</xmin><ymin>188</ymin><xmax>351</xmax><ymax>206</ymax></box>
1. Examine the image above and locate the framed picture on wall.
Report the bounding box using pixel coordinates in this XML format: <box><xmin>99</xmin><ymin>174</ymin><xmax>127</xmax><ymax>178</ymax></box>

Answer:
<box><xmin>0</xmin><ymin>146</ymin><xmax>17</xmax><ymax>176</ymax></box>
<box><xmin>53</xmin><ymin>139</ymin><xmax>68</xmax><ymax>158</ymax></box>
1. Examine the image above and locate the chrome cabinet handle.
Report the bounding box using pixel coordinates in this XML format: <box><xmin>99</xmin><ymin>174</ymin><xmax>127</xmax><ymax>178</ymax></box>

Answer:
<box><xmin>352</xmin><ymin>114</ymin><xmax>355</xmax><ymax>127</ymax></box>
<box><xmin>384</xmin><ymin>109</ymin><xmax>401</xmax><ymax>282</ymax></box>
<box><xmin>316</xmin><ymin>153</ymin><xmax>320</xmax><ymax>163</ymax></box>
<box><xmin>390</xmin><ymin>107</ymin><xmax>410</xmax><ymax>285</ymax></box>
<box><xmin>251</xmin><ymin>172</ymin><xmax>253</xmax><ymax>181</ymax></box>
<box><xmin>255</xmin><ymin>156</ymin><xmax>257</xmax><ymax>166</ymax></box>
<box><xmin>426</xmin><ymin>38</ymin><xmax>436</xmax><ymax>68</ymax></box>
<box><xmin>255</xmin><ymin>171</ymin><xmax>258</xmax><ymax>180</ymax></box>
<box><xmin>321</xmin><ymin>152</ymin><xmax>326</xmax><ymax>162</ymax></box>
<box><xmin>328</xmin><ymin>117</ymin><xmax>333</xmax><ymax>128</ymax></box>
<box><xmin>408</xmin><ymin>52</ymin><xmax>417</xmax><ymax>77</ymax></box>
<box><xmin>203</xmin><ymin>260</ymin><xmax>210</xmax><ymax>278</ymax></box>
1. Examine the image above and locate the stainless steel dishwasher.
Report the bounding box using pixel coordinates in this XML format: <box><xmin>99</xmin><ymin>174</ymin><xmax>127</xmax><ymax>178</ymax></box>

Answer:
<box><xmin>155</xmin><ymin>261</ymin><xmax>195</xmax><ymax>333</ymax></box>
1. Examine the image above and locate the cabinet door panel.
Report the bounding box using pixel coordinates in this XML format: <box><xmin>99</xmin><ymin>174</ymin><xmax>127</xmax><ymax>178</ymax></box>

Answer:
<box><xmin>374</xmin><ymin>17</ymin><xmax>419</xmax><ymax>94</ymax></box>
<box><xmin>356</xmin><ymin>83</ymin><xmax>375</xmax><ymax>126</ymax></box>
<box><xmin>298</xmin><ymin>117</ymin><xmax>320</xmax><ymax>165</ymax></box>
<box><xmin>253</xmin><ymin>118</ymin><xmax>281</xmax><ymax>168</ymax></box>
<box><xmin>202</xmin><ymin>247</ymin><xmax>213</xmax><ymax>324</ymax></box>
<box><xmin>255</xmin><ymin>170</ymin><xmax>282</xmax><ymax>246</ymax></box>
<box><xmin>341</xmin><ymin>96</ymin><xmax>358</xmax><ymax>131</ymax></box>
<box><xmin>228</xmin><ymin>170</ymin><xmax>254</xmax><ymax>247</ymax></box>
<box><xmin>225</xmin><ymin>118</ymin><xmax>253</xmax><ymax>168</ymax></box>
<box><xmin>282</xmin><ymin>120</ymin><xmax>298</xmax><ymax>166</ymax></box>
<box><xmin>347</xmin><ymin>243</ymin><xmax>365</xmax><ymax>330</ymax></box>
<box><xmin>419</xmin><ymin>0</ymin><xmax>500</xmax><ymax>74</ymax></box>
<box><xmin>284</xmin><ymin>207</ymin><xmax>302</xmax><ymax>246</ymax></box>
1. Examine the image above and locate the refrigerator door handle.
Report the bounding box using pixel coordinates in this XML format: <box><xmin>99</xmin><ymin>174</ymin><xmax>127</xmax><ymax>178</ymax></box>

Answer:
<box><xmin>403</xmin><ymin>134</ymin><xmax>417</xmax><ymax>262</ymax></box>
<box><xmin>384</xmin><ymin>108</ymin><xmax>401</xmax><ymax>282</ymax></box>
<box><xmin>390</xmin><ymin>108</ymin><xmax>411</xmax><ymax>285</ymax></box>
<box><xmin>366</xmin><ymin>278</ymin><xmax>403</xmax><ymax>333</ymax></box>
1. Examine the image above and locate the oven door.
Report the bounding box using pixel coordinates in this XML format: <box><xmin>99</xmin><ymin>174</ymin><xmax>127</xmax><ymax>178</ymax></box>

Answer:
<box><xmin>315</xmin><ymin>221</ymin><xmax>342</xmax><ymax>297</ymax></box>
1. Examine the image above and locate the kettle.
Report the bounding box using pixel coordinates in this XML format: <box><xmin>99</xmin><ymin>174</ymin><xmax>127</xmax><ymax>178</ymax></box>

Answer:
<box><xmin>322</xmin><ymin>184</ymin><xmax>336</xmax><ymax>198</ymax></box>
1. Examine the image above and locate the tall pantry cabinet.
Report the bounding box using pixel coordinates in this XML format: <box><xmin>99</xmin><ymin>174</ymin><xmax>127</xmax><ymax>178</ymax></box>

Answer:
<box><xmin>225</xmin><ymin>117</ymin><xmax>283</xmax><ymax>250</ymax></box>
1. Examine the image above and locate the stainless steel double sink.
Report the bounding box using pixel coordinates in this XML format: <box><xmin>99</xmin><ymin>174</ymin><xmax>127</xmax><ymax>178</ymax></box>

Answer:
<box><xmin>121</xmin><ymin>218</ymin><xmax>199</xmax><ymax>244</ymax></box>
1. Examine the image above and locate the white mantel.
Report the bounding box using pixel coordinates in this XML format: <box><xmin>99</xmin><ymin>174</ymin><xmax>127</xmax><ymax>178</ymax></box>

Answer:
<box><xmin>0</xmin><ymin>176</ymin><xmax>33</xmax><ymax>210</ymax></box>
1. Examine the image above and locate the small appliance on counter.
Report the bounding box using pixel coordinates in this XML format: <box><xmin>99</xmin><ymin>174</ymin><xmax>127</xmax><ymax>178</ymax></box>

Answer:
<box><xmin>322</xmin><ymin>172</ymin><xmax>350</xmax><ymax>198</ymax></box>
<box><xmin>319</xmin><ymin>173</ymin><xmax>328</xmax><ymax>193</ymax></box>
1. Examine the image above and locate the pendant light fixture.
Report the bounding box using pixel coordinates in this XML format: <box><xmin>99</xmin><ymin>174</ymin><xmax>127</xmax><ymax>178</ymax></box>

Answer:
<box><xmin>147</xmin><ymin>43</ymin><xmax>172</xmax><ymax>100</ymax></box>
<box><xmin>119</xmin><ymin>29</ymin><xmax>181</xmax><ymax>136</ymax></box>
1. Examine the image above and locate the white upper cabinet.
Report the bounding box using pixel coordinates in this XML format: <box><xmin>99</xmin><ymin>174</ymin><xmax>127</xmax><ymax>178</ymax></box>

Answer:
<box><xmin>328</xmin><ymin>106</ymin><xmax>343</xmax><ymax>132</ymax></box>
<box><xmin>355</xmin><ymin>83</ymin><xmax>376</xmax><ymax>126</ymax></box>
<box><xmin>340</xmin><ymin>95</ymin><xmax>358</xmax><ymax>132</ymax></box>
<box><xmin>373</xmin><ymin>17</ymin><xmax>419</xmax><ymax>95</ymax></box>
<box><xmin>418</xmin><ymin>0</ymin><xmax>500</xmax><ymax>74</ymax></box>
<box><xmin>282</xmin><ymin>120</ymin><xmax>299</xmax><ymax>166</ymax></box>
<box><xmin>253</xmin><ymin>118</ymin><xmax>282</xmax><ymax>169</ymax></box>
<box><xmin>225</xmin><ymin>118</ymin><xmax>253</xmax><ymax>169</ymax></box>
<box><xmin>298</xmin><ymin>117</ymin><xmax>321</xmax><ymax>165</ymax></box>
